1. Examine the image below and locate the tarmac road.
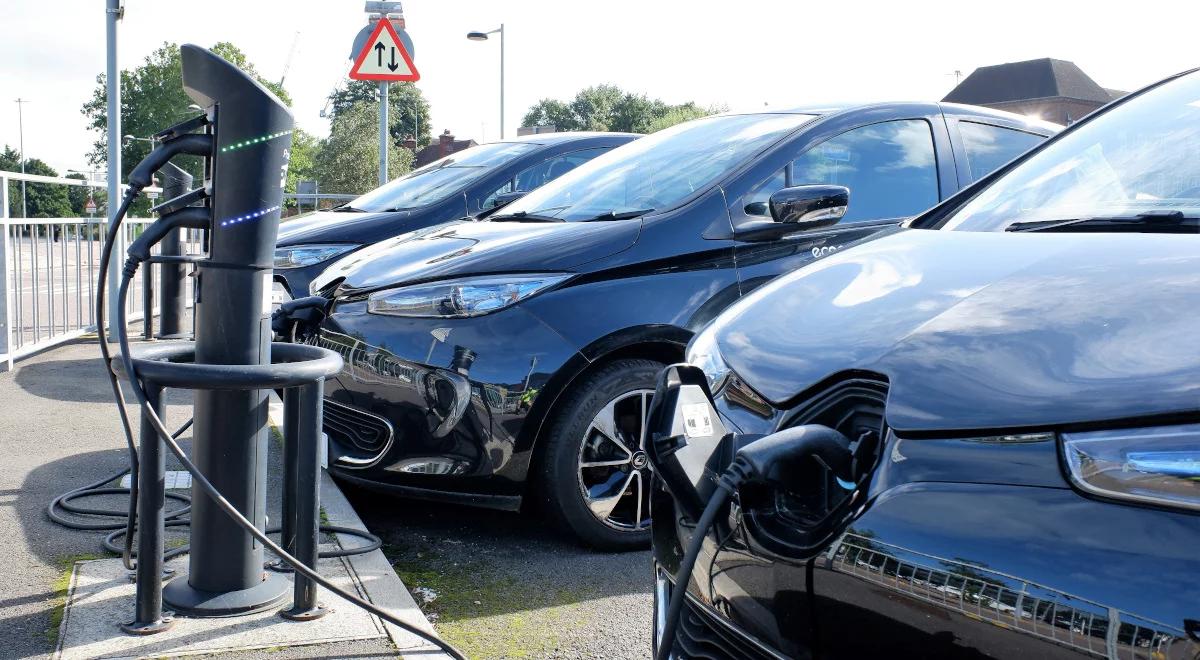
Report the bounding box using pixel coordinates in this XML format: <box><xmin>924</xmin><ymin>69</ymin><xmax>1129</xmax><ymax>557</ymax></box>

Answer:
<box><xmin>344</xmin><ymin>485</ymin><xmax>655</xmax><ymax>660</ymax></box>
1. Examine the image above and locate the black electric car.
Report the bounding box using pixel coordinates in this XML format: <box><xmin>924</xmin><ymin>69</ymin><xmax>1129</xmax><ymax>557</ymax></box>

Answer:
<box><xmin>299</xmin><ymin>102</ymin><xmax>1056</xmax><ymax>549</ymax></box>
<box><xmin>648</xmin><ymin>69</ymin><xmax>1200</xmax><ymax>659</ymax></box>
<box><xmin>272</xmin><ymin>132</ymin><xmax>637</xmax><ymax>302</ymax></box>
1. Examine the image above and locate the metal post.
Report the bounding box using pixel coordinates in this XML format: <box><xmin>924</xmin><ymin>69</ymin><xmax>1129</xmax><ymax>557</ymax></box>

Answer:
<box><xmin>157</xmin><ymin>163</ymin><xmax>191</xmax><ymax>338</ymax></box>
<box><xmin>121</xmin><ymin>380</ymin><xmax>174</xmax><ymax>634</ymax></box>
<box><xmin>15</xmin><ymin>99</ymin><xmax>27</xmax><ymax>219</ymax></box>
<box><xmin>105</xmin><ymin>0</ymin><xmax>123</xmax><ymax>342</ymax></box>
<box><xmin>499</xmin><ymin>24</ymin><xmax>505</xmax><ymax>140</ymax></box>
<box><xmin>142</xmin><ymin>260</ymin><xmax>154</xmax><ymax>340</ymax></box>
<box><xmin>280</xmin><ymin>380</ymin><xmax>329</xmax><ymax>620</ymax></box>
<box><xmin>379</xmin><ymin>82</ymin><xmax>389</xmax><ymax>185</ymax></box>
<box><xmin>0</xmin><ymin>175</ymin><xmax>11</xmax><ymax>372</ymax></box>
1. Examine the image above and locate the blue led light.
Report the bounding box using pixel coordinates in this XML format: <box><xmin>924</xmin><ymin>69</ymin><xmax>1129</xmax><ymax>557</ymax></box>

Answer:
<box><xmin>219</xmin><ymin>205</ymin><xmax>281</xmax><ymax>228</ymax></box>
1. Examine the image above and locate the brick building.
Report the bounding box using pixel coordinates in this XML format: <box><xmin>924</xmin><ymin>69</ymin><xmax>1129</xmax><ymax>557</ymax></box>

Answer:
<box><xmin>943</xmin><ymin>58</ymin><xmax>1125</xmax><ymax>125</ymax></box>
<box><xmin>407</xmin><ymin>130</ymin><xmax>478</xmax><ymax>168</ymax></box>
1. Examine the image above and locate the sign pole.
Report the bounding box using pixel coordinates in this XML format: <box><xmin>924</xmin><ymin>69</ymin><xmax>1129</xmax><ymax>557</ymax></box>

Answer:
<box><xmin>379</xmin><ymin>81</ymin><xmax>389</xmax><ymax>186</ymax></box>
<box><xmin>105</xmin><ymin>0</ymin><xmax>123</xmax><ymax>341</ymax></box>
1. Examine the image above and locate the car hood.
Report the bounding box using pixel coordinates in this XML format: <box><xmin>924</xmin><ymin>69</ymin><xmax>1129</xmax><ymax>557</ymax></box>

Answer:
<box><xmin>277</xmin><ymin>208</ymin><xmax>426</xmax><ymax>246</ymax></box>
<box><xmin>313</xmin><ymin>218</ymin><xmax>642</xmax><ymax>294</ymax></box>
<box><xmin>715</xmin><ymin>228</ymin><xmax>1200</xmax><ymax>433</ymax></box>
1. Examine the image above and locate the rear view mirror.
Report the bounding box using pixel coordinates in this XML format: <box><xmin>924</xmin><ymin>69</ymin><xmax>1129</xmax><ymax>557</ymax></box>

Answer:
<box><xmin>769</xmin><ymin>185</ymin><xmax>849</xmax><ymax>231</ymax></box>
<box><xmin>491</xmin><ymin>190</ymin><xmax>528</xmax><ymax>210</ymax></box>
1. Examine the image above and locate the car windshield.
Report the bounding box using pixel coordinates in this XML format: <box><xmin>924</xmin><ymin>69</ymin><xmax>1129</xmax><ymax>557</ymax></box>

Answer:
<box><xmin>495</xmin><ymin>113</ymin><xmax>816</xmax><ymax>222</ymax></box>
<box><xmin>347</xmin><ymin>142</ymin><xmax>540</xmax><ymax>212</ymax></box>
<box><xmin>935</xmin><ymin>70</ymin><xmax>1200</xmax><ymax>232</ymax></box>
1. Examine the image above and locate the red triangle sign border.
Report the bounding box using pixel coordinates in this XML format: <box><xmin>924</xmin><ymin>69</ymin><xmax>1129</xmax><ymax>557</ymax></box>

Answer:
<box><xmin>349</xmin><ymin>19</ymin><xmax>420</xmax><ymax>82</ymax></box>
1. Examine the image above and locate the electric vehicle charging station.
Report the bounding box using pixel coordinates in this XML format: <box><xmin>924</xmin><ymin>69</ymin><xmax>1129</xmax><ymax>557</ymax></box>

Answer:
<box><xmin>85</xmin><ymin>44</ymin><xmax>465</xmax><ymax>657</ymax></box>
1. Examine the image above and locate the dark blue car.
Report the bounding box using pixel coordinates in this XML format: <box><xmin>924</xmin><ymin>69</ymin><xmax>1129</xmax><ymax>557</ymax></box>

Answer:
<box><xmin>272</xmin><ymin>132</ymin><xmax>637</xmax><ymax>302</ymax></box>
<box><xmin>292</xmin><ymin>102</ymin><xmax>1056</xmax><ymax>550</ymax></box>
<box><xmin>648</xmin><ymin>68</ymin><xmax>1200</xmax><ymax>659</ymax></box>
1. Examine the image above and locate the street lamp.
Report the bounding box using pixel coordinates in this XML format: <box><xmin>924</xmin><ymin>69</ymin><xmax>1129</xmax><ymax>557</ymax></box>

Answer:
<box><xmin>123</xmin><ymin>134</ymin><xmax>157</xmax><ymax>145</ymax></box>
<box><xmin>467</xmin><ymin>24</ymin><xmax>505</xmax><ymax>139</ymax></box>
<box><xmin>14</xmin><ymin>98</ymin><xmax>29</xmax><ymax>218</ymax></box>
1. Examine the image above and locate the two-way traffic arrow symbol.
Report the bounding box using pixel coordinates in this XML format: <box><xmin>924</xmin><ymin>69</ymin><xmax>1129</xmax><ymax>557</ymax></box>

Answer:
<box><xmin>375</xmin><ymin>42</ymin><xmax>385</xmax><ymax>67</ymax></box>
<box><xmin>388</xmin><ymin>47</ymin><xmax>399</xmax><ymax>72</ymax></box>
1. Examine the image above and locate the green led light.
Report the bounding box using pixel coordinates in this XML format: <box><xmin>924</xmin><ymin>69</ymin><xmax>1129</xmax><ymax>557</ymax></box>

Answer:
<box><xmin>220</xmin><ymin>129</ymin><xmax>294</xmax><ymax>153</ymax></box>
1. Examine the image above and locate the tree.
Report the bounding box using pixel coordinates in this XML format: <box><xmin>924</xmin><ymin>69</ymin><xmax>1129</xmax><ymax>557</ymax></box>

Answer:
<box><xmin>521</xmin><ymin>86</ymin><xmax>723</xmax><ymax>134</ymax></box>
<box><xmin>64</xmin><ymin>172</ymin><xmax>93</xmax><ymax>216</ymax></box>
<box><xmin>314</xmin><ymin>102</ymin><xmax>413</xmax><ymax>195</ymax></box>
<box><xmin>329</xmin><ymin>80</ymin><xmax>432</xmax><ymax>148</ymax></box>
<box><xmin>0</xmin><ymin>146</ymin><xmax>71</xmax><ymax>218</ymax></box>
<box><xmin>81</xmin><ymin>42</ymin><xmax>292</xmax><ymax>214</ymax></box>
<box><xmin>285</xmin><ymin>128</ymin><xmax>320</xmax><ymax>209</ymax></box>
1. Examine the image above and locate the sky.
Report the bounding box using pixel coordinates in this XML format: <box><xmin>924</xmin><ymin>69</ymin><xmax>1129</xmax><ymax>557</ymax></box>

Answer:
<box><xmin>1</xmin><ymin>0</ymin><xmax>1198</xmax><ymax>177</ymax></box>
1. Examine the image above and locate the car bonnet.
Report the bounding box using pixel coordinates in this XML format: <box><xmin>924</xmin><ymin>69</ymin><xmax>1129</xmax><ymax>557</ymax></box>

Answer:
<box><xmin>714</xmin><ymin>228</ymin><xmax>1200</xmax><ymax>433</ymax></box>
<box><xmin>310</xmin><ymin>218</ymin><xmax>641</xmax><ymax>296</ymax></box>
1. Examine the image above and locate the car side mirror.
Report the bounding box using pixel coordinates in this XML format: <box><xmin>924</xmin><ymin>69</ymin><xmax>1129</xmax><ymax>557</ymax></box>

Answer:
<box><xmin>490</xmin><ymin>190</ymin><xmax>528</xmax><ymax>210</ymax></box>
<box><xmin>769</xmin><ymin>185</ymin><xmax>849</xmax><ymax>231</ymax></box>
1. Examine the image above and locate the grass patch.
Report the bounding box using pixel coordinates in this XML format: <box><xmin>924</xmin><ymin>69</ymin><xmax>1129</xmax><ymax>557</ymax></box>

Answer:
<box><xmin>46</xmin><ymin>553</ymin><xmax>110</xmax><ymax>647</ymax></box>
<box><xmin>384</xmin><ymin>541</ymin><xmax>591</xmax><ymax>659</ymax></box>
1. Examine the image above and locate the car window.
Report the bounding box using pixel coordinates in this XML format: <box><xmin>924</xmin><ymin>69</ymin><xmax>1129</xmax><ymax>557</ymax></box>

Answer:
<box><xmin>788</xmin><ymin>119</ymin><xmax>939</xmax><ymax>223</ymax></box>
<box><xmin>481</xmin><ymin>147</ymin><xmax>615</xmax><ymax>210</ymax></box>
<box><xmin>743</xmin><ymin>169</ymin><xmax>786</xmax><ymax>216</ymax></box>
<box><xmin>936</xmin><ymin>70</ymin><xmax>1200</xmax><ymax>232</ymax></box>
<box><xmin>349</xmin><ymin>142</ymin><xmax>540</xmax><ymax>212</ymax></box>
<box><xmin>497</xmin><ymin>113</ymin><xmax>816</xmax><ymax>221</ymax></box>
<box><xmin>959</xmin><ymin>122</ymin><xmax>1045</xmax><ymax>181</ymax></box>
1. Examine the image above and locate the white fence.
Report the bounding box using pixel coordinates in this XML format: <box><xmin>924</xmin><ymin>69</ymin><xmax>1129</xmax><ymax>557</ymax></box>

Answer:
<box><xmin>0</xmin><ymin>170</ymin><xmax>188</xmax><ymax>371</ymax></box>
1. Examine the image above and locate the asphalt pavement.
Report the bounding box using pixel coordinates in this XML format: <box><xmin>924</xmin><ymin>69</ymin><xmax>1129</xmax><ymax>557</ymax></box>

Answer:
<box><xmin>345</xmin><ymin>486</ymin><xmax>655</xmax><ymax>660</ymax></box>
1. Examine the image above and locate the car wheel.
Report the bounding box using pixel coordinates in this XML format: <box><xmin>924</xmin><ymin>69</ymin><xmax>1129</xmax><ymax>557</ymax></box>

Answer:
<box><xmin>540</xmin><ymin>358</ymin><xmax>664</xmax><ymax>551</ymax></box>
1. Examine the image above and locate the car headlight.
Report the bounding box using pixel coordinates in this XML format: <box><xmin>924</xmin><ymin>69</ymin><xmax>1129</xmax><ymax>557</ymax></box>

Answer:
<box><xmin>274</xmin><ymin>244</ymin><xmax>357</xmax><ymax>269</ymax></box>
<box><xmin>1062</xmin><ymin>422</ymin><xmax>1200</xmax><ymax>513</ymax></box>
<box><xmin>367</xmin><ymin>273</ymin><xmax>570</xmax><ymax>318</ymax></box>
<box><xmin>686</xmin><ymin>323</ymin><xmax>730</xmax><ymax>393</ymax></box>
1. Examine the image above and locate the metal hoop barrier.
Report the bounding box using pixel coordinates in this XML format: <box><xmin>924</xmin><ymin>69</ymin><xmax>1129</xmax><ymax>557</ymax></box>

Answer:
<box><xmin>110</xmin><ymin>341</ymin><xmax>345</xmax><ymax>623</ymax></box>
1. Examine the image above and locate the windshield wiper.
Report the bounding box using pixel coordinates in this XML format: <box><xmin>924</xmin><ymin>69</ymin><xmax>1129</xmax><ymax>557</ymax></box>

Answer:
<box><xmin>1006</xmin><ymin>210</ymin><xmax>1199</xmax><ymax>233</ymax></box>
<box><xmin>583</xmin><ymin>209</ymin><xmax>655</xmax><ymax>222</ymax></box>
<box><xmin>331</xmin><ymin>204</ymin><xmax>365</xmax><ymax>213</ymax></box>
<box><xmin>488</xmin><ymin>210</ymin><xmax>565</xmax><ymax>223</ymax></box>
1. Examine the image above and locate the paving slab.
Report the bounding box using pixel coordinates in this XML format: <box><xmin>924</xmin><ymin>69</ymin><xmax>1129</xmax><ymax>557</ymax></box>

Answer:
<box><xmin>57</xmin><ymin>555</ymin><xmax>386</xmax><ymax>660</ymax></box>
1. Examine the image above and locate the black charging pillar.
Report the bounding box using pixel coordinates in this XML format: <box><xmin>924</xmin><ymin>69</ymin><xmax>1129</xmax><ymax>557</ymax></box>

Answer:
<box><xmin>161</xmin><ymin>44</ymin><xmax>295</xmax><ymax>615</ymax></box>
<box><xmin>156</xmin><ymin>162</ymin><xmax>193</xmax><ymax>338</ymax></box>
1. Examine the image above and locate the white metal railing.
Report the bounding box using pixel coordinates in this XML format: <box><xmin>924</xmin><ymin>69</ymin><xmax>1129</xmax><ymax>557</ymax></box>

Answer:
<box><xmin>0</xmin><ymin>170</ymin><xmax>188</xmax><ymax>371</ymax></box>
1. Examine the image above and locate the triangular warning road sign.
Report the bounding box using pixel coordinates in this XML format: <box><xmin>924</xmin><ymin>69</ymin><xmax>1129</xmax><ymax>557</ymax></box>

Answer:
<box><xmin>350</xmin><ymin>20</ymin><xmax>420</xmax><ymax>82</ymax></box>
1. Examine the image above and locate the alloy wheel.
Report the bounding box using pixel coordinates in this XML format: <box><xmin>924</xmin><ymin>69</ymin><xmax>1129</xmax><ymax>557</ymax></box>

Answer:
<box><xmin>577</xmin><ymin>389</ymin><xmax>655</xmax><ymax>532</ymax></box>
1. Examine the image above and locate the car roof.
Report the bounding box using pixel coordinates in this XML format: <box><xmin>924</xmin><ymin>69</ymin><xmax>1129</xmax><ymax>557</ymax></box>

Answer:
<box><xmin>723</xmin><ymin>101</ymin><xmax>1060</xmax><ymax>134</ymax></box>
<box><xmin>485</xmin><ymin>131</ymin><xmax>640</xmax><ymax>147</ymax></box>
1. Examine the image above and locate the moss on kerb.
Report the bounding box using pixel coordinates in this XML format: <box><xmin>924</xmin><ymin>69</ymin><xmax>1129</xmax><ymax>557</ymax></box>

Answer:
<box><xmin>383</xmin><ymin>540</ymin><xmax>591</xmax><ymax>660</ymax></box>
<box><xmin>46</xmin><ymin>553</ymin><xmax>109</xmax><ymax>646</ymax></box>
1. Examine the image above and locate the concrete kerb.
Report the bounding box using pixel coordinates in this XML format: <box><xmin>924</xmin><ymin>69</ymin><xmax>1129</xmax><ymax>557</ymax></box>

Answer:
<box><xmin>266</xmin><ymin>394</ymin><xmax>450</xmax><ymax>659</ymax></box>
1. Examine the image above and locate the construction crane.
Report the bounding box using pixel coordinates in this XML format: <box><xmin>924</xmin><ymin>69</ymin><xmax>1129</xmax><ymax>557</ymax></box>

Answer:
<box><xmin>278</xmin><ymin>31</ymin><xmax>301</xmax><ymax>87</ymax></box>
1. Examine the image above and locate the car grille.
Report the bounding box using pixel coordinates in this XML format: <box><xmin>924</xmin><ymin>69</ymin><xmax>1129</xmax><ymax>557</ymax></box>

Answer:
<box><xmin>322</xmin><ymin>399</ymin><xmax>394</xmax><ymax>467</ymax></box>
<box><xmin>674</xmin><ymin>599</ymin><xmax>780</xmax><ymax>660</ymax></box>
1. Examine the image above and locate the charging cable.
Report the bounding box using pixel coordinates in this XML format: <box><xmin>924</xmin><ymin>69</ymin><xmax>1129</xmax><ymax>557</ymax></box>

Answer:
<box><xmin>654</xmin><ymin>425</ymin><xmax>854</xmax><ymax>660</ymax></box>
<box><xmin>92</xmin><ymin>140</ymin><xmax>467</xmax><ymax>659</ymax></box>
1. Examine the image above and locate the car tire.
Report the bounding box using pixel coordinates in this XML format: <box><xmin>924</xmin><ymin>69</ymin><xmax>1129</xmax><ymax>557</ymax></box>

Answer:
<box><xmin>539</xmin><ymin>358</ymin><xmax>665</xmax><ymax>551</ymax></box>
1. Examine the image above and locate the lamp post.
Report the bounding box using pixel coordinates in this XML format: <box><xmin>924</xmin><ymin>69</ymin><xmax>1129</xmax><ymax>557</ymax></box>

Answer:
<box><xmin>14</xmin><ymin>98</ymin><xmax>29</xmax><ymax>218</ymax></box>
<box><xmin>467</xmin><ymin>25</ymin><xmax>505</xmax><ymax>139</ymax></box>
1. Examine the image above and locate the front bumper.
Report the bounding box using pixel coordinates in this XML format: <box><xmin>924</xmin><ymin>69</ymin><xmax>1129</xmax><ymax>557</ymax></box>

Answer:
<box><xmin>313</xmin><ymin>299</ymin><xmax>582</xmax><ymax>504</ymax></box>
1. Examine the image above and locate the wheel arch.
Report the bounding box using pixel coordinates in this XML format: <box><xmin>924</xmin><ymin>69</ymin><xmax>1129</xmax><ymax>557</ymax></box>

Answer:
<box><xmin>517</xmin><ymin>325</ymin><xmax>690</xmax><ymax>504</ymax></box>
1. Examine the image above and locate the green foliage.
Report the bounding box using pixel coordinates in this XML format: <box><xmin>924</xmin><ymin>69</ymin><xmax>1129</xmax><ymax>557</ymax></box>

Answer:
<box><xmin>329</xmin><ymin>80</ymin><xmax>432</xmax><ymax>148</ymax></box>
<box><xmin>285</xmin><ymin>128</ymin><xmax>319</xmax><ymax>207</ymax></box>
<box><xmin>522</xmin><ymin>86</ymin><xmax>723</xmax><ymax>134</ymax></box>
<box><xmin>0</xmin><ymin>146</ymin><xmax>72</xmax><ymax>218</ymax></box>
<box><xmin>314</xmin><ymin>102</ymin><xmax>413</xmax><ymax>195</ymax></box>
<box><xmin>81</xmin><ymin>41</ymin><xmax>294</xmax><ymax>215</ymax></box>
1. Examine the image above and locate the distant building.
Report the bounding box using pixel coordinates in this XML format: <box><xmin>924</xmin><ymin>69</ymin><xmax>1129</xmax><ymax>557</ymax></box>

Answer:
<box><xmin>412</xmin><ymin>130</ymin><xmax>478</xmax><ymax>168</ymax></box>
<box><xmin>518</xmin><ymin>125</ymin><xmax>558</xmax><ymax>136</ymax></box>
<box><xmin>944</xmin><ymin>58</ymin><xmax>1125</xmax><ymax>125</ymax></box>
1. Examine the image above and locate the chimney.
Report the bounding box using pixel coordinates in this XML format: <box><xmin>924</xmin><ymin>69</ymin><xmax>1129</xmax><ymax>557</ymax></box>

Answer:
<box><xmin>401</xmin><ymin>135</ymin><xmax>417</xmax><ymax>151</ymax></box>
<box><xmin>438</xmin><ymin>129</ymin><xmax>455</xmax><ymax>158</ymax></box>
